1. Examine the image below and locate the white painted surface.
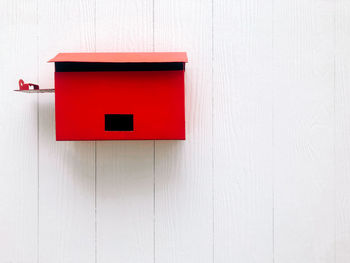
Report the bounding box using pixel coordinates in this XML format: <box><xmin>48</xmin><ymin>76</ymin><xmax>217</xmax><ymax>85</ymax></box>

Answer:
<box><xmin>213</xmin><ymin>0</ymin><xmax>273</xmax><ymax>262</ymax></box>
<box><xmin>1</xmin><ymin>0</ymin><xmax>350</xmax><ymax>263</ymax></box>
<box><xmin>37</xmin><ymin>1</ymin><xmax>96</xmax><ymax>263</ymax></box>
<box><xmin>154</xmin><ymin>0</ymin><xmax>212</xmax><ymax>262</ymax></box>
<box><xmin>273</xmin><ymin>1</ymin><xmax>335</xmax><ymax>263</ymax></box>
<box><xmin>96</xmin><ymin>2</ymin><xmax>154</xmax><ymax>263</ymax></box>
<box><xmin>0</xmin><ymin>1</ymin><xmax>38</xmax><ymax>262</ymax></box>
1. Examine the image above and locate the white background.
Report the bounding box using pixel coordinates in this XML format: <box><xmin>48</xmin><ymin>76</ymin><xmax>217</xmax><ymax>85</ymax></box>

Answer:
<box><xmin>0</xmin><ymin>0</ymin><xmax>349</xmax><ymax>262</ymax></box>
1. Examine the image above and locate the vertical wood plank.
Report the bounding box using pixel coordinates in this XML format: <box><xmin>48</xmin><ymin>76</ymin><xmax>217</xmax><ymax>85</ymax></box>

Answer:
<box><xmin>213</xmin><ymin>0</ymin><xmax>274</xmax><ymax>262</ymax></box>
<box><xmin>37</xmin><ymin>0</ymin><xmax>95</xmax><ymax>262</ymax></box>
<box><xmin>95</xmin><ymin>1</ymin><xmax>154</xmax><ymax>262</ymax></box>
<box><xmin>336</xmin><ymin>1</ymin><xmax>350</xmax><ymax>262</ymax></box>
<box><xmin>0</xmin><ymin>1</ymin><xmax>38</xmax><ymax>262</ymax></box>
<box><xmin>154</xmin><ymin>0</ymin><xmax>213</xmax><ymax>262</ymax></box>
<box><xmin>273</xmin><ymin>0</ymin><xmax>335</xmax><ymax>262</ymax></box>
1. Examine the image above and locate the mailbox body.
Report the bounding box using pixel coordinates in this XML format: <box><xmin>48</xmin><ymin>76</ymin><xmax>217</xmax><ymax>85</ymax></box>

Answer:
<box><xmin>49</xmin><ymin>52</ymin><xmax>187</xmax><ymax>141</ymax></box>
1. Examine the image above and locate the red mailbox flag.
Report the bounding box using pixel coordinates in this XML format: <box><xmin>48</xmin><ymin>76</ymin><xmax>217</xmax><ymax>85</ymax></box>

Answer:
<box><xmin>49</xmin><ymin>52</ymin><xmax>188</xmax><ymax>141</ymax></box>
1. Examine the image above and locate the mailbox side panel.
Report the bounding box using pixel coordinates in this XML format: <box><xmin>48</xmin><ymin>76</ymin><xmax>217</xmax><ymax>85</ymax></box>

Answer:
<box><xmin>55</xmin><ymin>70</ymin><xmax>185</xmax><ymax>140</ymax></box>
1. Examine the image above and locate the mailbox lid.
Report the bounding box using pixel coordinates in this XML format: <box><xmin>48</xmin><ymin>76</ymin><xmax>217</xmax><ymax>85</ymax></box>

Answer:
<box><xmin>52</xmin><ymin>52</ymin><xmax>187</xmax><ymax>141</ymax></box>
<box><xmin>49</xmin><ymin>52</ymin><xmax>188</xmax><ymax>63</ymax></box>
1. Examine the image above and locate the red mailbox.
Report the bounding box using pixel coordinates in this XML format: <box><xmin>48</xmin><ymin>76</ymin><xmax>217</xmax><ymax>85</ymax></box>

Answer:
<box><xmin>48</xmin><ymin>52</ymin><xmax>188</xmax><ymax>141</ymax></box>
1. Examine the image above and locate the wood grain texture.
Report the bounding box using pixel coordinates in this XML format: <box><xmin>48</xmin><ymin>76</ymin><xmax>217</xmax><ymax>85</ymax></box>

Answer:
<box><xmin>4</xmin><ymin>1</ymin><xmax>350</xmax><ymax>263</ymax></box>
<box><xmin>273</xmin><ymin>0</ymin><xmax>335</xmax><ymax>262</ymax></box>
<box><xmin>213</xmin><ymin>0</ymin><xmax>274</xmax><ymax>262</ymax></box>
<box><xmin>95</xmin><ymin>1</ymin><xmax>154</xmax><ymax>262</ymax></box>
<box><xmin>96</xmin><ymin>142</ymin><xmax>154</xmax><ymax>263</ymax></box>
<box><xmin>37</xmin><ymin>0</ymin><xmax>95</xmax><ymax>262</ymax></box>
<box><xmin>0</xmin><ymin>1</ymin><xmax>38</xmax><ymax>262</ymax></box>
<box><xmin>336</xmin><ymin>1</ymin><xmax>350</xmax><ymax>262</ymax></box>
<box><xmin>154</xmin><ymin>0</ymin><xmax>213</xmax><ymax>262</ymax></box>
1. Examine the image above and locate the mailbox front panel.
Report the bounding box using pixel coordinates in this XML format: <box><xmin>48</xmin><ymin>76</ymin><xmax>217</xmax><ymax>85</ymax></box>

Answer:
<box><xmin>55</xmin><ymin>70</ymin><xmax>185</xmax><ymax>140</ymax></box>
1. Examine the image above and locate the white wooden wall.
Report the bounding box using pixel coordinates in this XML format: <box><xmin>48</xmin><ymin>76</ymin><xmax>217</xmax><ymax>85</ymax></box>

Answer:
<box><xmin>0</xmin><ymin>0</ymin><xmax>349</xmax><ymax>262</ymax></box>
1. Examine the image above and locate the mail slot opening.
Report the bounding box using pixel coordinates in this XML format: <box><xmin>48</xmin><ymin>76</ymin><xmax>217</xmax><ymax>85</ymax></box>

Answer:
<box><xmin>105</xmin><ymin>114</ymin><xmax>134</xmax><ymax>131</ymax></box>
<box><xmin>55</xmin><ymin>62</ymin><xmax>185</xmax><ymax>72</ymax></box>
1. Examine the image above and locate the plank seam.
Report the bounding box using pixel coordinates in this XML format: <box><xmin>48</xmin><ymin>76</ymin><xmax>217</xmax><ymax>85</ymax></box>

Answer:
<box><xmin>36</xmin><ymin>0</ymin><xmax>40</xmax><ymax>260</ymax></box>
<box><xmin>153</xmin><ymin>1</ymin><xmax>156</xmax><ymax>263</ymax></box>
<box><xmin>95</xmin><ymin>141</ymin><xmax>97</xmax><ymax>263</ymax></box>
<box><xmin>211</xmin><ymin>0</ymin><xmax>214</xmax><ymax>263</ymax></box>
<box><xmin>271</xmin><ymin>0</ymin><xmax>275</xmax><ymax>262</ymax></box>
<box><xmin>94</xmin><ymin>1</ymin><xmax>97</xmax><ymax>263</ymax></box>
<box><xmin>95</xmin><ymin>0</ymin><xmax>97</xmax><ymax>262</ymax></box>
<box><xmin>333</xmin><ymin>0</ymin><xmax>337</xmax><ymax>262</ymax></box>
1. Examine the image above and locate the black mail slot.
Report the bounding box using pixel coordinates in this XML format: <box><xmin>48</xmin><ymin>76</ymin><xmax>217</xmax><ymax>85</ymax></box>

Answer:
<box><xmin>105</xmin><ymin>114</ymin><xmax>134</xmax><ymax>131</ymax></box>
<box><xmin>55</xmin><ymin>62</ymin><xmax>184</xmax><ymax>72</ymax></box>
